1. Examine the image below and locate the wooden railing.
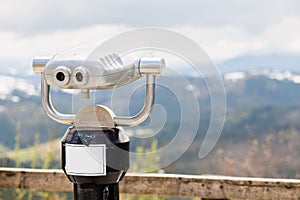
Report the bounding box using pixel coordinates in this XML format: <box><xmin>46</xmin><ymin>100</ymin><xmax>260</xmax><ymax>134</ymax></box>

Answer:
<box><xmin>1</xmin><ymin>168</ymin><xmax>300</xmax><ymax>199</ymax></box>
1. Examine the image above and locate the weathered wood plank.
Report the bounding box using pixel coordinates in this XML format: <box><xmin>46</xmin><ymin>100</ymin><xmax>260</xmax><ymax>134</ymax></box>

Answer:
<box><xmin>0</xmin><ymin>168</ymin><xmax>72</xmax><ymax>192</ymax></box>
<box><xmin>122</xmin><ymin>174</ymin><xmax>300</xmax><ymax>199</ymax></box>
<box><xmin>1</xmin><ymin>168</ymin><xmax>300</xmax><ymax>199</ymax></box>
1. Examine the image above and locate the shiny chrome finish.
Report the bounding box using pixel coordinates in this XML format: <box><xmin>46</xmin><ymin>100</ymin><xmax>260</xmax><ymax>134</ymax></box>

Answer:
<box><xmin>36</xmin><ymin>54</ymin><xmax>163</xmax><ymax>126</ymax></box>
<box><xmin>113</xmin><ymin>75</ymin><xmax>155</xmax><ymax>126</ymax></box>
<box><xmin>74</xmin><ymin>105</ymin><xmax>115</xmax><ymax>129</ymax></box>
<box><xmin>81</xmin><ymin>89</ymin><xmax>90</xmax><ymax>99</ymax></box>
<box><xmin>53</xmin><ymin>66</ymin><xmax>71</xmax><ymax>86</ymax></box>
<box><xmin>41</xmin><ymin>75</ymin><xmax>75</xmax><ymax>124</ymax></box>
<box><xmin>73</xmin><ymin>67</ymin><xmax>90</xmax><ymax>87</ymax></box>
<box><xmin>32</xmin><ymin>56</ymin><xmax>51</xmax><ymax>73</ymax></box>
<box><xmin>41</xmin><ymin>74</ymin><xmax>156</xmax><ymax>126</ymax></box>
<box><xmin>43</xmin><ymin>56</ymin><xmax>141</xmax><ymax>90</ymax></box>
<box><xmin>40</xmin><ymin>54</ymin><xmax>164</xmax><ymax>90</ymax></box>
<box><xmin>139</xmin><ymin>58</ymin><xmax>165</xmax><ymax>75</ymax></box>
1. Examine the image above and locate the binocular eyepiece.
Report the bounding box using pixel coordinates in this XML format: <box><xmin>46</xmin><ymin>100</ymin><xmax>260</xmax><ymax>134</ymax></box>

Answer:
<box><xmin>33</xmin><ymin>55</ymin><xmax>165</xmax><ymax>90</ymax></box>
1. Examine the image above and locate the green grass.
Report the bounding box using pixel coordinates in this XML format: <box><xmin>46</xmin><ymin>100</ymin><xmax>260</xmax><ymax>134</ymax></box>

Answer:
<box><xmin>2</xmin><ymin>138</ymin><xmax>61</xmax><ymax>165</ymax></box>
<box><xmin>0</xmin><ymin>144</ymin><xmax>8</xmax><ymax>153</ymax></box>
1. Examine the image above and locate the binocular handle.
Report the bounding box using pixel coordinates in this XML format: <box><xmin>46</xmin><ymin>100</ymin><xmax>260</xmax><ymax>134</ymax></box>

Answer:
<box><xmin>41</xmin><ymin>74</ymin><xmax>156</xmax><ymax>127</ymax></box>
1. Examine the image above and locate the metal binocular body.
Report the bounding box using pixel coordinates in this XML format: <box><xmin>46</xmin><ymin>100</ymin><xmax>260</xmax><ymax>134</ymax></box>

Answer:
<box><xmin>33</xmin><ymin>42</ymin><xmax>165</xmax><ymax>200</ymax></box>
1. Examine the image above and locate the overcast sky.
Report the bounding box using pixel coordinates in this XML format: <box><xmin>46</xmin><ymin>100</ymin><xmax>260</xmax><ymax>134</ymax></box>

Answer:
<box><xmin>0</xmin><ymin>0</ymin><xmax>300</xmax><ymax>74</ymax></box>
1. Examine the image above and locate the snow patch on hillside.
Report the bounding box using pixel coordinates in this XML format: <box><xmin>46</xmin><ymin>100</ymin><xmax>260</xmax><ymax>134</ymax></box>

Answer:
<box><xmin>224</xmin><ymin>69</ymin><xmax>300</xmax><ymax>84</ymax></box>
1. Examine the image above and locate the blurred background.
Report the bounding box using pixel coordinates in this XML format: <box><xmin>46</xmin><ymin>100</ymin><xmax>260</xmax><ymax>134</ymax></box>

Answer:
<box><xmin>0</xmin><ymin>0</ymin><xmax>300</xmax><ymax>182</ymax></box>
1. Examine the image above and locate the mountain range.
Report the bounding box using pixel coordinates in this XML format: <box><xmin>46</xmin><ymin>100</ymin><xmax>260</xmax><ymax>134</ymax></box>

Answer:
<box><xmin>1</xmin><ymin>67</ymin><xmax>300</xmax><ymax>149</ymax></box>
<box><xmin>218</xmin><ymin>53</ymin><xmax>300</xmax><ymax>73</ymax></box>
<box><xmin>1</xmin><ymin>53</ymin><xmax>300</xmax><ymax>176</ymax></box>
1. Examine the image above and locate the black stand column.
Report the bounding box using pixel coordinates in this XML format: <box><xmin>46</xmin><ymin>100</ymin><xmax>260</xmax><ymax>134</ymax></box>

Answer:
<box><xmin>74</xmin><ymin>183</ymin><xmax>119</xmax><ymax>200</ymax></box>
<box><xmin>62</xmin><ymin>127</ymin><xmax>129</xmax><ymax>200</ymax></box>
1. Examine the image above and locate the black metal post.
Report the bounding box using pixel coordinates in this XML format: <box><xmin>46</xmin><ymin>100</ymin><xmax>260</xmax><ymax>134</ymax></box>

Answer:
<box><xmin>62</xmin><ymin>127</ymin><xmax>129</xmax><ymax>200</ymax></box>
<box><xmin>74</xmin><ymin>183</ymin><xmax>119</xmax><ymax>200</ymax></box>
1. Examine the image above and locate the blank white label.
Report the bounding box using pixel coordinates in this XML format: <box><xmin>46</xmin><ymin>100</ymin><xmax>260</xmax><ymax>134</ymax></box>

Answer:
<box><xmin>65</xmin><ymin>144</ymin><xmax>106</xmax><ymax>176</ymax></box>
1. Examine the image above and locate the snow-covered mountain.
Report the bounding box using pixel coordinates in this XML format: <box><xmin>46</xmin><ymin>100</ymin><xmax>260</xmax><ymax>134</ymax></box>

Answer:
<box><xmin>224</xmin><ymin>69</ymin><xmax>300</xmax><ymax>84</ymax></box>
<box><xmin>1</xmin><ymin>68</ymin><xmax>300</xmax><ymax>104</ymax></box>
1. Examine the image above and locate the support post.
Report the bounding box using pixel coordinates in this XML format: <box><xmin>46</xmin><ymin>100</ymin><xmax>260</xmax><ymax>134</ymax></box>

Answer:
<box><xmin>74</xmin><ymin>183</ymin><xmax>119</xmax><ymax>200</ymax></box>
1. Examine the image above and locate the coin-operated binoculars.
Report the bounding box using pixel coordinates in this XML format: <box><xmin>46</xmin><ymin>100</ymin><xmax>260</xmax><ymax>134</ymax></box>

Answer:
<box><xmin>32</xmin><ymin>48</ymin><xmax>165</xmax><ymax>199</ymax></box>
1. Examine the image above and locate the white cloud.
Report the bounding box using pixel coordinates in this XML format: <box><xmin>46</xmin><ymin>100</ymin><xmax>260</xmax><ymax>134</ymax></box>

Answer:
<box><xmin>0</xmin><ymin>24</ymin><xmax>130</xmax><ymax>71</ymax></box>
<box><xmin>1</xmin><ymin>0</ymin><xmax>300</xmax><ymax>33</ymax></box>
<box><xmin>261</xmin><ymin>16</ymin><xmax>300</xmax><ymax>52</ymax></box>
<box><xmin>1</xmin><ymin>17</ymin><xmax>300</xmax><ymax>73</ymax></box>
<box><xmin>0</xmin><ymin>0</ymin><xmax>300</xmax><ymax>73</ymax></box>
<box><xmin>175</xmin><ymin>15</ymin><xmax>300</xmax><ymax>62</ymax></box>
